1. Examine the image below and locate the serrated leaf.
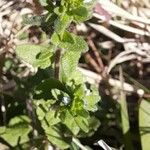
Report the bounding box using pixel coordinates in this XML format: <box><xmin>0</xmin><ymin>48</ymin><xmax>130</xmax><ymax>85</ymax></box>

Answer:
<box><xmin>45</xmin><ymin>111</ymin><xmax>60</xmax><ymax>125</ymax></box>
<box><xmin>61</xmin><ymin>50</ymin><xmax>81</xmax><ymax>82</ymax></box>
<box><xmin>71</xmin><ymin>97</ymin><xmax>84</xmax><ymax>115</ymax></box>
<box><xmin>72</xmin><ymin>6</ymin><xmax>89</xmax><ymax>22</ymax></box>
<box><xmin>139</xmin><ymin>99</ymin><xmax>150</xmax><ymax>150</ymax></box>
<box><xmin>60</xmin><ymin>31</ymin><xmax>88</xmax><ymax>52</ymax></box>
<box><xmin>74</xmin><ymin>84</ymin><xmax>85</xmax><ymax>98</ymax></box>
<box><xmin>75</xmin><ymin>116</ymin><xmax>89</xmax><ymax>133</ymax></box>
<box><xmin>36</xmin><ymin>49</ymin><xmax>53</xmax><ymax>69</ymax></box>
<box><xmin>53</xmin><ymin>32</ymin><xmax>88</xmax><ymax>82</ymax></box>
<box><xmin>36</xmin><ymin>106</ymin><xmax>46</xmax><ymax>121</ymax></box>
<box><xmin>61</xmin><ymin>110</ymin><xmax>80</xmax><ymax>135</ymax></box>
<box><xmin>1</xmin><ymin>125</ymin><xmax>31</xmax><ymax>147</ymax></box>
<box><xmin>84</xmin><ymin>86</ymin><xmax>100</xmax><ymax>112</ymax></box>
<box><xmin>0</xmin><ymin>116</ymin><xmax>31</xmax><ymax>147</ymax></box>
<box><xmin>54</xmin><ymin>14</ymin><xmax>72</xmax><ymax>36</ymax></box>
<box><xmin>16</xmin><ymin>44</ymin><xmax>52</xmax><ymax>68</ymax></box>
<box><xmin>68</xmin><ymin>70</ymin><xmax>85</xmax><ymax>85</ymax></box>
<box><xmin>9</xmin><ymin>115</ymin><xmax>31</xmax><ymax>126</ymax></box>
<box><xmin>84</xmin><ymin>95</ymin><xmax>99</xmax><ymax>112</ymax></box>
<box><xmin>51</xmin><ymin>31</ymin><xmax>88</xmax><ymax>52</ymax></box>
<box><xmin>44</xmin><ymin>126</ymin><xmax>70</xmax><ymax>149</ymax></box>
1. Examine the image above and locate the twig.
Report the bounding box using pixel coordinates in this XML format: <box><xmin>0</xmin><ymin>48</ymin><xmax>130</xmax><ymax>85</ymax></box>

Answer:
<box><xmin>84</xmin><ymin>53</ymin><xmax>102</xmax><ymax>73</ymax></box>
<box><xmin>88</xmin><ymin>23</ymin><xmax>135</xmax><ymax>43</ymax></box>
<box><xmin>87</xmin><ymin>37</ymin><xmax>104</xmax><ymax>71</ymax></box>
<box><xmin>93</xmin><ymin>13</ymin><xmax>150</xmax><ymax>37</ymax></box>
<box><xmin>98</xmin><ymin>0</ymin><xmax>150</xmax><ymax>24</ymax></box>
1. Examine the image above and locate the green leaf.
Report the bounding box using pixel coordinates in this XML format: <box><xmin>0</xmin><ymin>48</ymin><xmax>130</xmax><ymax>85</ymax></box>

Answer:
<box><xmin>45</xmin><ymin>111</ymin><xmax>60</xmax><ymax>125</ymax></box>
<box><xmin>36</xmin><ymin>105</ymin><xmax>46</xmax><ymax>121</ymax></box>
<box><xmin>84</xmin><ymin>86</ymin><xmax>100</xmax><ymax>112</ymax></box>
<box><xmin>84</xmin><ymin>95</ymin><xmax>99</xmax><ymax>112</ymax></box>
<box><xmin>16</xmin><ymin>44</ymin><xmax>52</xmax><ymax>68</ymax></box>
<box><xmin>36</xmin><ymin>49</ymin><xmax>53</xmax><ymax>69</ymax></box>
<box><xmin>51</xmin><ymin>31</ymin><xmax>88</xmax><ymax>52</ymax></box>
<box><xmin>44</xmin><ymin>126</ymin><xmax>70</xmax><ymax>149</ymax></box>
<box><xmin>74</xmin><ymin>84</ymin><xmax>85</xmax><ymax>99</ymax></box>
<box><xmin>36</xmin><ymin>78</ymin><xmax>71</xmax><ymax>96</ymax></box>
<box><xmin>72</xmin><ymin>6</ymin><xmax>89</xmax><ymax>22</ymax></box>
<box><xmin>9</xmin><ymin>115</ymin><xmax>31</xmax><ymax>126</ymax></box>
<box><xmin>52</xmin><ymin>32</ymin><xmax>88</xmax><ymax>82</ymax></box>
<box><xmin>0</xmin><ymin>126</ymin><xmax>6</xmax><ymax>134</ymax></box>
<box><xmin>61</xmin><ymin>110</ymin><xmax>80</xmax><ymax>135</ymax></box>
<box><xmin>68</xmin><ymin>70</ymin><xmax>85</xmax><ymax>85</ymax></box>
<box><xmin>75</xmin><ymin>116</ymin><xmax>89</xmax><ymax>133</ymax></box>
<box><xmin>139</xmin><ymin>99</ymin><xmax>150</xmax><ymax>150</ymax></box>
<box><xmin>0</xmin><ymin>116</ymin><xmax>31</xmax><ymax>147</ymax></box>
<box><xmin>54</xmin><ymin>14</ymin><xmax>72</xmax><ymax>36</ymax></box>
<box><xmin>61</xmin><ymin>50</ymin><xmax>81</xmax><ymax>82</ymax></box>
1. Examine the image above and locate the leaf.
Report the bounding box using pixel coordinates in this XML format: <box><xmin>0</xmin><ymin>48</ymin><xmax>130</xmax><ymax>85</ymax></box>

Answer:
<box><xmin>71</xmin><ymin>6</ymin><xmax>89</xmax><ymax>22</ymax></box>
<box><xmin>36</xmin><ymin>49</ymin><xmax>53</xmax><ymax>69</ymax></box>
<box><xmin>52</xmin><ymin>32</ymin><xmax>88</xmax><ymax>82</ymax></box>
<box><xmin>51</xmin><ymin>31</ymin><xmax>88</xmax><ymax>52</ymax></box>
<box><xmin>68</xmin><ymin>70</ymin><xmax>85</xmax><ymax>85</ymax></box>
<box><xmin>36</xmin><ymin>105</ymin><xmax>46</xmax><ymax>121</ymax></box>
<box><xmin>16</xmin><ymin>44</ymin><xmax>52</xmax><ymax>68</ymax></box>
<box><xmin>75</xmin><ymin>116</ymin><xmax>89</xmax><ymax>133</ymax></box>
<box><xmin>74</xmin><ymin>84</ymin><xmax>85</xmax><ymax>99</ymax></box>
<box><xmin>45</xmin><ymin>111</ymin><xmax>60</xmax><ymax>125</ymax></box>
<box><xmin>36</xmin><ymin>78</ymin><xmax>71</xmax><ymax>96</ymax></box>
<box><xmin>9</xmin><ymin>115</ymin><xmax>31</xmax><ymax>126</ymax></box>
<box><xmin>61</xmin><ymin>110</ymin><xmax>80</xmax><ymax>135</ymax></box>
<box><xmin>44</xmin><ymin>126</ymin><xmax>70</xmax><ymax>149</ymax></box>
<box><xmin>54</xmin><ymin>14</ymin><xmax>72</xmax><ymax>36</ymax></box>
<box><xmin>84</xmin><ymin>86</ymin><xmax>100</xmax><ymax>112</ymax></box>
<box><xmin>60</xmin><ymin>50</ymin><xmax>81</xmax><ymax>82</ymax></box>
<box><xmin>88</xmin><ymin>116</ymin><xmax>100</xmax><ymax>132</ymax></box>
<box><xmin>84</xmin><ymin>95</ymin><xmax>99</xmax><ymax>112</ymax></box>
<box><xmin>79</xmin><ymin>117</ymin><xmax>100</xmax><ymax>137</ymax></box>
<box><xmin>139</xmin><ymin>99</ymin><xmax>150</xmax><ymax>150</ymax></box>
<box><xmin>0</xmin><ymin>116</ymin><xmax>31</xmax><ymax>147</ymax></box>
<box><xmin>0</xmin><ymin>126</ymin><xmax>6</xmax><ymax>134</ymax></box>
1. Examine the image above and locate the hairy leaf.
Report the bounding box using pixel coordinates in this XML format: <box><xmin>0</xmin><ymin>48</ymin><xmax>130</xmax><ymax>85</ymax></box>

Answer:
<box><xmin>16</xmin><ymin>44</ymin><xmax>53</xmax><ymax>68</ymax></box>
<box><xmin>0</xmin><ymin>116</ymin><xmax>31</xmax><ymax>147</ymax></box>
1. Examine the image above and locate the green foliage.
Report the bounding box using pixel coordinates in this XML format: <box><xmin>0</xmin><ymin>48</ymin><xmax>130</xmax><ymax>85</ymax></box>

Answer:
<box><xmin>16</xmin><ymin>44</ymin><xmax>54</xmax><ymax>69</ymax></box>
<box><xmin>139</xmin><ymin>99</ymin><xmax>150</xmax><ymax>150</ymax></box>
<box><xmin>0</xmin><ymin>116</ymin><xmax>31</xmax><ymax>147</ymax></box>
<box><xmin>2</xmin><ymin>0</ymin><xmax>101</xmax><ymax>149</ymax></box>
